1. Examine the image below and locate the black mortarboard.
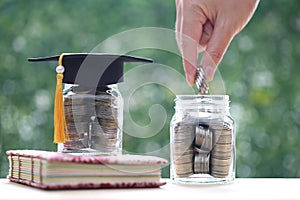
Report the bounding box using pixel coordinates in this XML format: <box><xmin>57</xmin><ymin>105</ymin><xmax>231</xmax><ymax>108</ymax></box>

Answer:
<box><xmin>28</xmin><ymin>53</ymin><xmax>153</xmax><ymax>88</ymax></box>
<box><xmin>28</xmin><ymin>53</ymin><xmax>152</xmax><ymax>143</ymax></box>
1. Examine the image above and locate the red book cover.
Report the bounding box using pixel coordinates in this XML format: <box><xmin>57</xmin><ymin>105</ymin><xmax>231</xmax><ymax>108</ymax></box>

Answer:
<box><xmin>7</xmin><ymin>150</ymin><xmax>167</xmax><ymax>190</ymax></box>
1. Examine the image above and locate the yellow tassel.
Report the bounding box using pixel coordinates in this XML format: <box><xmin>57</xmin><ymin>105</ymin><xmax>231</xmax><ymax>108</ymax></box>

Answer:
<box><xmin>53</xmin><ymin>54</ymin><xmax>69</xmax><ymax>143</ymax></box>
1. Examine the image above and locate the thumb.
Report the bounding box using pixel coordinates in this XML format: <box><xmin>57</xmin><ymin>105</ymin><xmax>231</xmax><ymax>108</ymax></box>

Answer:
<box><xmin>200</xmin><ymin>23</ymin><xmax>235</xmax><ymax>81</ymax></box>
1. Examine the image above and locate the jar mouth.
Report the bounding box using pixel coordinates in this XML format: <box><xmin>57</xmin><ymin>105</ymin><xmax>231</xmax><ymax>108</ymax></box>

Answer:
<box><xmin>174</xmin><ymin>95</ymin><xmax>230</xmax><ymax>111</ymax></box>
<box><xmin>175</xmin><ymin>95</ymin><xmax>229</xmax><ymax>100</ymax></box>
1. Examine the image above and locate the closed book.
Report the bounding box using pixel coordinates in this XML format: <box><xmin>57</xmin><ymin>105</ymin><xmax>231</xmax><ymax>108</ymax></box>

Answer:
<box><xmin>6</xmin><ymin>150</ymin><xmax>167</xmax><ymax>190</ymax></box>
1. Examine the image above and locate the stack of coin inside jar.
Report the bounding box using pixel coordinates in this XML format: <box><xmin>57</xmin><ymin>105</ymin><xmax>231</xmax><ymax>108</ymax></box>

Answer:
<box><xmin>63</xmin><ymin>86</ymin><xmax>119</xmax><ymax>153</ymax></box>
<box><xmin>210</xmin><ymin>122</ymin><xmax>233</xmax><ymax>178</ymax></box>
<box><xmin>173</xmin><ymin>118</ymin><xmax>195</xmax><ymax>177</ymax></box>
<box><xmin>173</xmin><ymin>117</ymin><xmax>233</xmax><ymax>178</ymax></box>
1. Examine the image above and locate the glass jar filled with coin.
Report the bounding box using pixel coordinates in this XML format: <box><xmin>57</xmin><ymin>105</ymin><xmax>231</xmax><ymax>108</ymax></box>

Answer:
<box><xmin>170</xmin><ymin>95</ymin><xmax>235</xmax><ymax>184</ymax></box>
<box><xmin>28</xmin><ymin>53</ymin><xmax>153</xmax><ymax>155</ymax></box>
<box><xmin>58</xmin><ymin>84</ymin><xmax>123</xmax><ymax>155</ymax></box>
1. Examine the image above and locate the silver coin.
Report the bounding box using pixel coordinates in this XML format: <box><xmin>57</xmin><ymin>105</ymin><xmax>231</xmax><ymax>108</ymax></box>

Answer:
<box><xmin>211</xmin><ymin>165</ymin><xmax>231</xmax><ymax>171</ymax></box>
<box><xmin>211</xmin><ymin>163</ymin><xmax>231</xmax><ymax>171</ymax></box>
<box><xmin>175</xmin><ymin>162</ymin><xmax>193</xmax><ymax>177</ymax></box>
<box><xmin>173</xmin><ymin>143</ymin><xmax>193</xmax><ymax>149</ymax></box>
<box><xmin>174</xmin><ymin>125</ymin><xmax>194</xmax><ymax>133</ymax></box>
<box><xmin>211</xmin><ymin>151</ymin><xmax>232</xmax><ymax>159</ymax></box>
<box><xmin>215</xmin><ymin>135</ymin><xmax>232</xmax><ymax>144</ymax></box>
<box><xmin>173</xmin><ymin>139</ymin><xmax>194</xmax><ymax>147</ymax></box>
<box><xmin>211</xmin><ymin>165</ymin><xmax>230</xmax><ymax>173</ymax></box>
<box><xmin>195</xmin><ymin>126</ymin><xmax>205</xmax><ymax>146</ymax></box>
<box><xmin>194</xmin><ymin>146</ymin><xmax>211</xmax><ymax>155</ymax></box>
<box><xmin>173</xmin><ymin>149</ymin><xmax>194</xmax><ymax>161</ymax></box>
<box><xmin>211</xmin><ymin>172</ymin><xmax>229</xmax><ymax>178</ymax></box>
<box><xmin>174</xmin><ymin>153</ymin><xmax>193</xmax><ymax>165</ymax></box>
<box><xmin>211</xmin><ymin>157</ymin><xmax>231</xmax><ymax>166</ymax></box>
<box><xmin>195</xmin><ymin>66</ymin><xmax>209</xmax><ymax>95</ymax></box>
<box><xmin>195</xmin><ymin>125</ymin><xmax>213</xmax><ymax>152</ymax></box>
<box><xmin>173</xmin><ymin>147</ymin><xmax>193</xmax><ymax>154</ymax></box>
<box><xmin>174</xmin><ymin>133</ymin><xmax>194</xmax><ymax>141</ymax></box>
<box><xmin>214</xmin><ymin>128</ymin><xmax>232</xmax><ymax>135</ymax></box>
<box><xmin>213</xmin><ymin>130</ymin><xmax>232</xmax><ymax>141</ymax></box>
<box><xmin>210</xmin><ymin>125</ymin><xmax>232</xmax><ymax>134</ymax></box>
<box><xmin>194</xmin><ymin>153</ymin><xmax>210</xmax><ymax>174</ymax></box>
<box><xmin>213</xmin><ymin>144</ymin><xmax>232</xmax><ymax>152</ymax></box>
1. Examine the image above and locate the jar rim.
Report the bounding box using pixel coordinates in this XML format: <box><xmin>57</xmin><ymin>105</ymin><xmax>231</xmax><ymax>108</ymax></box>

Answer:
<box><xmin>174</xmin><ymin>95</ymin><xmax>230</xmax><ymax>112</ymax></box>
<box><xmin>175</xmin><ymin>94</ymin><xmax>229</xmax><ymax>100</ymax></box>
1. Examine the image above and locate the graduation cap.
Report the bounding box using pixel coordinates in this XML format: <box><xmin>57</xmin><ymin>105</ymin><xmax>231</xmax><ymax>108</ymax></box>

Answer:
<box><xmin>28</xmin><ymin>53</ymin><xmax>153</xmax><ymax>143</ymax></box>
<box><xmin>28</xmin><ymin>53</ymin><xmax>153</xmax><ymax>87</ymax></box>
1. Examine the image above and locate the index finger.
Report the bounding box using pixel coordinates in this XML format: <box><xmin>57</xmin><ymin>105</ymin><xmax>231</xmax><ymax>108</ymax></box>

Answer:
<box><xmin>176</xmin><ymin>2</ymin><xmax>204</xmax><ymax>86</ymax></box>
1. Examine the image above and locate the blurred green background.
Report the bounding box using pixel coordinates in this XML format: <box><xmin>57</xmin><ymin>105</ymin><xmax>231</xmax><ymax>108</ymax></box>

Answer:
<box><xmin>1</xmin><ymin>0</ymin><xmax>300</xmax><ymax>178</ymax></box>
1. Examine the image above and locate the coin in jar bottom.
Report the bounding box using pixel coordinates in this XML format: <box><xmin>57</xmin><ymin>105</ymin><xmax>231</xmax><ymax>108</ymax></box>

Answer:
<box><xmin>174</xmin><ymin>162</ymin><xmax>193</xmax><ymax>177</ymax></box>
<box><xmin>193</xmin><ymin>153</ymin><xmax>210</xmax><ymax>174</ymax></box>
<box><xmin>211</xmin><ymin>170</ymin><xmax>230</xmax><ymax>178</ymax></box>
<box><xmin>63</xmin><ymin>140</ymin><xmax>86</xmax><ymax>150</ymax></box>
<box><xmin>91</xmin><ymin>139</ymin><xmax>118</xmax><ymax>149</ymax></box>
<box><xmin>210</xmin><ymin>157</ymin><xmax>231</xmax><ymax>178</ymax></box>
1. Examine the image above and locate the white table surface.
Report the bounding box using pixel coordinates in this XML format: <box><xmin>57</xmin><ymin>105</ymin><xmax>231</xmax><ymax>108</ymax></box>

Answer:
<box><xmin>0</xmin><ymin>178</ymin><xmax>299</xmax><ymax>200</ymax></box>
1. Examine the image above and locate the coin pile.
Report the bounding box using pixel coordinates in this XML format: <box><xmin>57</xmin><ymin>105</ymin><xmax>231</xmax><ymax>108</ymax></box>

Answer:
<box><xmin>211</xmin><ymin>123</ymin><xmax>233</xmax><ymax>178</ymax></box>
<box><xmin>172</xmin><ymin>119</ymin><xmax>194</xmax><ymax>177</ymax></box>
<box><xmin>172</xmin><ymin>116</ymin><xmax>233</xmax><ymax>178</ymax></box>
<box><xmin>193</xmin><ymin>124</ymin><xmax>212</xmax><ymax>173</ymax></box>
<box><xmin>194</xmin><ymin>152</ymin><xmax>210</xmax><ymax>174</ymax></box>
<box><xmin>63</xmin><ymin>86</ymin><xmax>120</xmax><ymax>153</ymax></box>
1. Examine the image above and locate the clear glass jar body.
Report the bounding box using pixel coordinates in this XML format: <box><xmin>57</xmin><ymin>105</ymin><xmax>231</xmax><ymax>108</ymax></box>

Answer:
<box><xmin>58</xmin><ymin>84</ymin><xmax>123</xmax><ymax>155</ymax></box>
<box><xmin>170</xmin><ymin>95</ymin><xmax>235</xmax><ymax>184</ymax></box>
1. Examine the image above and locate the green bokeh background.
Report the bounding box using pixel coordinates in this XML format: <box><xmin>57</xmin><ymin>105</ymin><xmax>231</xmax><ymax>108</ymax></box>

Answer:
<box><xmin>1</xmin><ymin>0</ymin><xmax>300</xmax><ymax>178</ymax></box>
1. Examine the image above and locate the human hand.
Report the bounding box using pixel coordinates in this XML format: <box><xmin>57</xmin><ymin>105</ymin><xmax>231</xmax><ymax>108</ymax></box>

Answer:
<box><xmin>176</xmin><ymin>0</ymin><xmax>259</xmax><ymax>86</ymax></box>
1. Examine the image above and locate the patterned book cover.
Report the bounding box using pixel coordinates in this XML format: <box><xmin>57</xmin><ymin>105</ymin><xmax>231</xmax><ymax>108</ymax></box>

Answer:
<box><xmin>6</xmin><ymin>150</ymin><xmax>168</xmax><ymax>190</ymax></box>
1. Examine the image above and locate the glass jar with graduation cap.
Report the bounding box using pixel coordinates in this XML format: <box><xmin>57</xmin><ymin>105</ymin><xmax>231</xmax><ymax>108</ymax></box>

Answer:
<box><xmin>28</xmin><ymin>53</ymin><xmax>152</xmax><ymax>155</ymax></box>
